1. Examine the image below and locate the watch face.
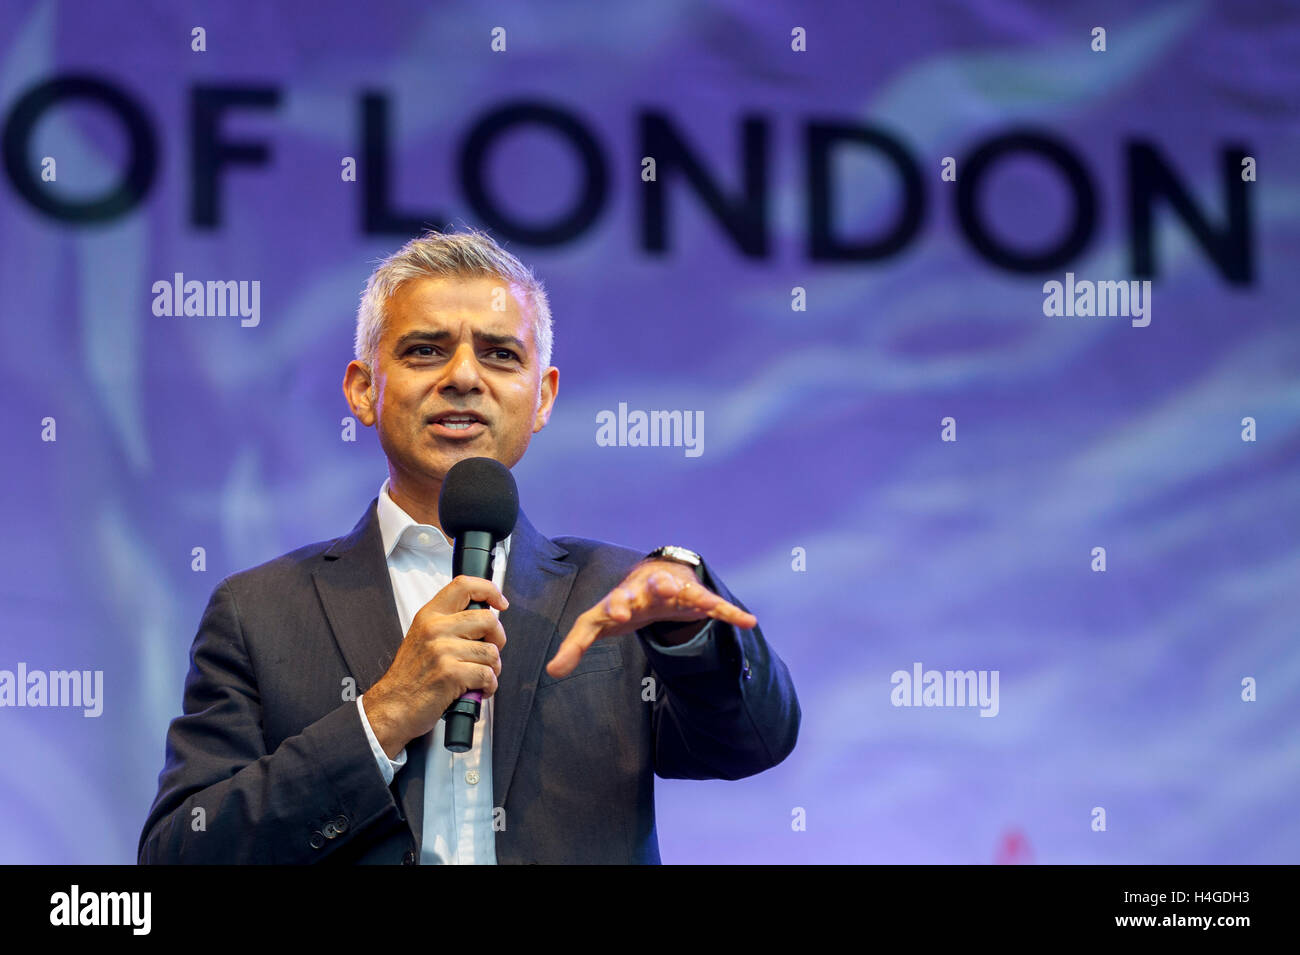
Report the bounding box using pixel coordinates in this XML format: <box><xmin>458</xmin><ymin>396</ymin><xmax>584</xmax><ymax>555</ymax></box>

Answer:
<box><xmin>648</xmin><ymin>546</ymin><xmax>705</xmax><ymax>583</ymax></box>
<box><xmin>655</xmin><ymin>546</ymin><xmax>701</xmax><ymax>566</ymax></box>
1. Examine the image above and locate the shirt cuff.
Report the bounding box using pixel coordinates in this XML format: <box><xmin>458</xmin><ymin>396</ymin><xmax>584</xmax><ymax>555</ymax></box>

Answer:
<box><xmin>642</xmin><ymin>617</ymin><xmax>716</xmax><ymax>655</ymax></box>
<box><xmin>356</xmin><ymin>694</ymin><xmax>407</xmax><ymax>785</ymax></box>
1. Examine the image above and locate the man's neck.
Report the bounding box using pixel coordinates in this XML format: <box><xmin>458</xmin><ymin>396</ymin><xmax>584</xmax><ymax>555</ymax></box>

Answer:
<box><xmin>387</xmin><ymin>471</ymin><xmax>444</xmax><ymax>531</ymax></box>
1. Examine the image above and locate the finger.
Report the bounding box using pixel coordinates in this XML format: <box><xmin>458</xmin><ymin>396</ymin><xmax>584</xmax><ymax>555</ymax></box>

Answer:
<box><xmin>652</xmin><ymin>571</ymin><xmax>713</xmax><ymax>608</ymax></box>
<box><xmin>646</xmin><ymin>570</ymin><xmax>685</xmax><ymax>597</ymax></box>
<box><xmin>658</xmin><ymin>577</ymin><xmax>758</xmax><ymax>629</ymax></box>
<box><xmin>608</xmin><ymin>586</ymin><xmax>635</xmax><ymax>624</ymax></box>
<box><xmin>486</xmin><ymin>618</ymin><xmax>507</xmax><ymax>651</ymax></box>
<box><xmin>648</xmin><ymin>573</ymin><xmax>711</xmax><ymax>614</ymax></box>
<box><xmin>704</xmin><ymin>596</ymin><xmax>758</xmax><ymax>628</ymax></box>
<box><xmin>430</xmin><ymin>576</ymin><xmax>510</xmax><ymax>614</ymax></box>
<box><xmin>545</xmin><ymin>612</ymin><xmax>602</xmax><ymax>679</ymax></box>
<box><xmin>457</xmin><ymin>661</ymin><xmax>498</xmax><ymax>698</ymax></box>
<box><xmin>443</xmin><ymin>608</ymin><xmax>504</xmax><ymax>641</ymax></box>
<box><xmin>456</xmin><ymin>639</ymin><xmax>501</xmax><ymax>675</ymax></box>
<box><xmin>447</xmin><ymin>612</ymin><xmax>507</xmax><ymax>650</ymax></box>
<box><xmin>634</xmin><ymin>572</ymin><xmax>688</xmax><ymax>616</ymax></box>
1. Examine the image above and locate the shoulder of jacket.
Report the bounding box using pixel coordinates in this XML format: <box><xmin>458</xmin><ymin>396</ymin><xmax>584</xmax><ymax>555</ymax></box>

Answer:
<box><xmin>551</xmin><ymin>534</ymin><xmax>645</xmax><ymax>566</ymax></box>
<box><xmin>217</xmin><ymin>535</ymin><xmax>342</xmax><ymax>594</ymax></box>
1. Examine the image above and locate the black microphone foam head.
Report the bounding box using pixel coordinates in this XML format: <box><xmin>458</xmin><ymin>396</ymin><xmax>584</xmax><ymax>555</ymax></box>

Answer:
<box><xmin>438</xmin><ymin>456</ymin><xmax>520</xmax><ymax>540</ymax></box>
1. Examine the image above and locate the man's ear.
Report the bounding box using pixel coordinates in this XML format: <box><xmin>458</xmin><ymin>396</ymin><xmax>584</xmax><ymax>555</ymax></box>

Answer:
<box><xmin>343</xmin><ymin>360</ymin><xmax>378</xmax><ymax>427</ymax></box>
<box><xmin>533</xmin><ymin>366</ymin><xmax>559</xmax><ymax>433</ymax></box>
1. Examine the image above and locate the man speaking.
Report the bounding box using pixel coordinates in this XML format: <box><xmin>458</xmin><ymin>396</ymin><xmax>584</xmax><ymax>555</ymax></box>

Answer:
<box><xmin>138</xmin><ymin>228</ymin><xmax>800</xmax><ymax>864</ymax></box>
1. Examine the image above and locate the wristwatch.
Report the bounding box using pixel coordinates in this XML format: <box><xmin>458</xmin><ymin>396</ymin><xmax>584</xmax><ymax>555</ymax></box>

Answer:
<box><xmin>643</xmin><ymin>545</ymin><xmax>705</xmax><ymax>583</ymax></box>
<box><xmin>640</xmin><ymin>546</ymin><xmax>709</xmax><ymax>644</ymax></box>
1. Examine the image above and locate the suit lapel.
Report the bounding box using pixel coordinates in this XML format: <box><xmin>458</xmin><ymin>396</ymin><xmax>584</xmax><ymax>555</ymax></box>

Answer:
<box><xmin>311</xmin><ymin>498</ymin><xmax>577</xmax><ymax>858</ymax></box>
<box><xmin>492</xmin><ymin>509</ymin><xmax>576</xmax><ymax>813</ymax></box>
<box><xmin>313</xmin><ymin>499</ymin><xmax>402</xmax><ymax>688</ymax></box>
<box><xmin>312</xmin><ymin>499</ymin><xmax>430</xmax><ymax>846</ymax></box>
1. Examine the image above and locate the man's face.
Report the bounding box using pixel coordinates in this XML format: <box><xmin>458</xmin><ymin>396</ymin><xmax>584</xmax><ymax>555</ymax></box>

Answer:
<box><xmin>345</xmin><ymin>274</ymin><xmax>558</xmax><ymax>489</ymax></box>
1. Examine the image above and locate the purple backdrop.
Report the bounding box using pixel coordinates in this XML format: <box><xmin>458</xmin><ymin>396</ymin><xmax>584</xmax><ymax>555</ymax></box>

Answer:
<box><xmin>1</xmin><ymin>0</ymin><xmax>1297</xmax><ymax>863</ymax></box>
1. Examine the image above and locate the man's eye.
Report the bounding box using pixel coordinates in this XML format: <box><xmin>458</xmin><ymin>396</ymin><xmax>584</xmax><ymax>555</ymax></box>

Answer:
<box><xmin>405</xmin><ymin>345</ymin><xmax>516</xmax><ymax>361</ymax></box>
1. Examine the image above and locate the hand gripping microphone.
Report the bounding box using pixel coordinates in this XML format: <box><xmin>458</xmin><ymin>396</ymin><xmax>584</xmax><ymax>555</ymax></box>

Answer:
<box><xmin>438</xmin><ymin>456</ymin><xmax>519</xmax><ymax>753</ymax></box>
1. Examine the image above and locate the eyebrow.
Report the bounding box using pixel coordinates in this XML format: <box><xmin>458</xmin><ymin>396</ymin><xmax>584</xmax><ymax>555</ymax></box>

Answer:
<box><xmin>392</xmin><ymin>329</ymin><xmax>529</xmax><ymax>356</ymax></box>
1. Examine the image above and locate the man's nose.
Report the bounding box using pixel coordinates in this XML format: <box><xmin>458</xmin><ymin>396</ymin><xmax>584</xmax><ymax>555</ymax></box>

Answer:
<box><xmin>440</xmin><ymin>342</ymin><xmax>483</xmax><ymax>390</ymax></box>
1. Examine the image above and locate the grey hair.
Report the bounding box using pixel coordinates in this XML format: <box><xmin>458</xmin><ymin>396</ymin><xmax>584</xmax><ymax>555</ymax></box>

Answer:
<box><xmin>354</xmin><ymin>227</ymin><xmax>553</xmax><ymax>375</ymax></box>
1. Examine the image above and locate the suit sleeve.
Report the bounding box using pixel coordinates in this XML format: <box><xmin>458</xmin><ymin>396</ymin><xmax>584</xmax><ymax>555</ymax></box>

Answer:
<box><xmin>138</xmin><ymin>579</ymin><xmax>402</xmax><ymax>863</ymax></box>
<box><xmin>639</xmin><ymin>559</ymin><xmax>800</xmax><ymax>781</ymax></box>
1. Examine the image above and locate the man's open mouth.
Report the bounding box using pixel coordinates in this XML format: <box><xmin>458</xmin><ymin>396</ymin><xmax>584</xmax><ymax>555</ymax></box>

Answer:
<box><xmin>429</xmin><ymin>412</ymin><xmax>487</xmax><ymax>435</ymax></box>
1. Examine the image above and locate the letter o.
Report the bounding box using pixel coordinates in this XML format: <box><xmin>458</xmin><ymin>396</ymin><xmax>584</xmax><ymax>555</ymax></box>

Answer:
<box><xmin>458</xmin><ymin>101</ymin><xmax>606</xmax><ymax>245</ymax></box>
<box><xmin>956</xmin><ymin>130</ymin><xmax>1096</xmax><ymax>272</ymax></box>
<box><xmin>3</xmin><ymin>74</ymin><xmax>158</xmax><ymax>222</ymax></box>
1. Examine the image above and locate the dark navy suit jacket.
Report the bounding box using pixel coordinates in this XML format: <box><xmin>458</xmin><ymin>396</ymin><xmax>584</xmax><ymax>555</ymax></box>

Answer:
<box><xmin>139</xmin><ymin>500</ymin><xmax>800</xmax><ymax>864</ymax></box>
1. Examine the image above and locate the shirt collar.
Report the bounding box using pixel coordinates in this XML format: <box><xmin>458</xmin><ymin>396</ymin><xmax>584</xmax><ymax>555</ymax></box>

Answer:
<box><xmin>377</xmin><ymin>479</ymin><xmax>512</xmax><ymax>560</ymax></box>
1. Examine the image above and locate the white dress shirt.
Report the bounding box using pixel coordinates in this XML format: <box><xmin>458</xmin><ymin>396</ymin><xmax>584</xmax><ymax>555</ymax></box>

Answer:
<box><xmin>356</xmin><ymin>480</ymin><xmax>505</xmax><ymax>864</ymax></box>
<box><xmin>355</xmin><ymin>478</ymin><xmax>714</xmax><ymax>864</ymax></box>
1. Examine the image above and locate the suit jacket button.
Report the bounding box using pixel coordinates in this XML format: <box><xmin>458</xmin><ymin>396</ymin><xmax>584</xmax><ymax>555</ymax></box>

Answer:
<box><xmin>309</xmin><ymin>831</ymin><xmax>326</xmax><ymax>849</ymax></box>
<box><xmin>402</xmin><ymin>849</ymin><xmax>416</xmax><ymax>865</ymax></box>
<box><xmin>332</xmin><ymin>815</ymin><xmax>349</xmax><ymax>833</ymax></box>
<box><xmin>323</xmin><ymin>821</ymin><xmax>339</xmax><ymax>839</ymax></box>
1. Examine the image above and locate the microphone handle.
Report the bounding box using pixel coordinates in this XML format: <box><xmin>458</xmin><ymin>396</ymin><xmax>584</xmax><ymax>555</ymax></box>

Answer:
<box><xmin>444</xmin><ymin>531</ymin><xmax>497</xmax><ymax>752</ymax></box>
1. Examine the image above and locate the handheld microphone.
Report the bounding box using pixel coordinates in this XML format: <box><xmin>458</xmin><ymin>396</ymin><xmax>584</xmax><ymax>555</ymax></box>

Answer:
<box><xmin>437</xmin><ymin>456</ymin><xmax>519</xmax><ymax>753</ymax></box>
